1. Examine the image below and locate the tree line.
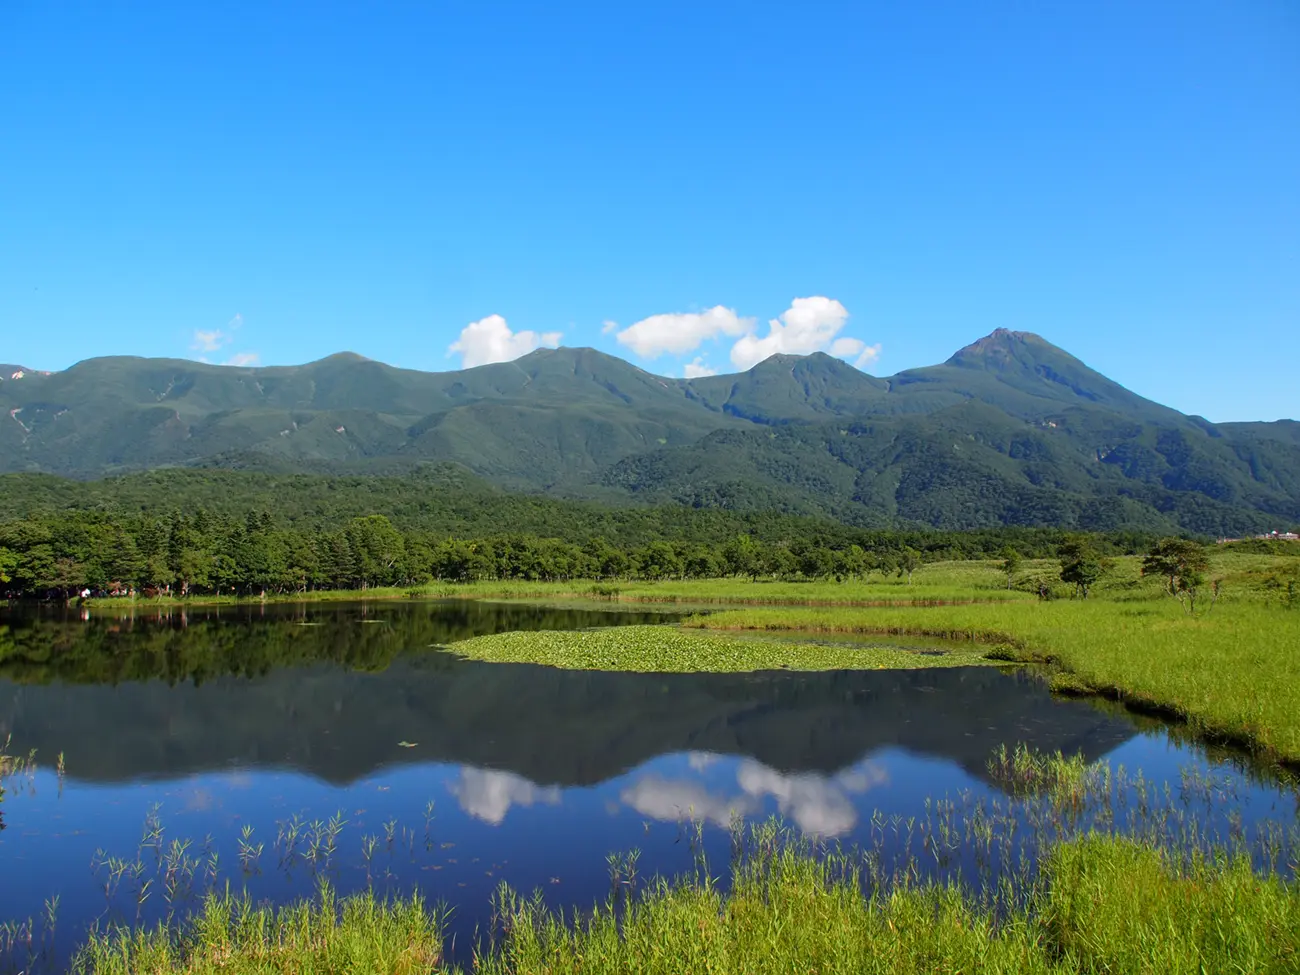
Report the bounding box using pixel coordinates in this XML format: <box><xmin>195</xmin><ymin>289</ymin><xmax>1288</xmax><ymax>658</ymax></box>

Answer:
<box><xmin>0</xmin><ymin>508</ymin><xmax>1159</xmax><ymax>599</ymax></box>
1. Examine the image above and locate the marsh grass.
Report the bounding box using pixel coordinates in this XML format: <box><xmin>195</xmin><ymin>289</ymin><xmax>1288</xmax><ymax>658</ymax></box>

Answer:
<box><xmin>987</xmin><ymin>744</ymin><xmax>1096</xmax><ymax>802</ymax></box>
<box><xmin>73</xmin><ymin>884</ymin><xmax>445</xmax><ymax>975</ymax></box>
<box><xmin>443</xmin><ymin>625</ymin><xmax>997</xmax><ymax>672</ymax></box>
<box><xmin>1042</xmin><ymin>837</ymin><xmax>1300</xmax><ymax>974</ymax></box>
<box><xmin>476</xmin><ymin>829</ymin><xmax>1300</xmax><ymax>975</ymax></box>
<box><xmin>0</xmin><ymin>735</ymin><xmax>38</xmax><ymax>780</ymax></box>
<box><xmin>70</xmin><ymin>818</ymin><xmax>1300</xmax><ymax>975</ymax></box>
<box><xmin>0</xmin><ymin>735</ymin><xmax>39</xmax><ymax>835</ymax></box>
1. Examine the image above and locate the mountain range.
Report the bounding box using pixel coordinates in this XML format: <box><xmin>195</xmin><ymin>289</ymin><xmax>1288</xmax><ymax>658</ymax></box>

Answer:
<box><xmin>2</xmin><ymin>330</ymin><xmax>1297</xmax><ymax>534</ymax></box>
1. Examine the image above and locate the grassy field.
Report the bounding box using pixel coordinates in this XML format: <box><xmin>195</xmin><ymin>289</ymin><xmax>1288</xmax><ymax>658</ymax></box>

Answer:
<box><xmin>81</xmin><ymin>549</ymin><xmax>1299</xmax><ymax>610</ymax></box>
<box><xmin>83</xmin><ymin>572</ymin><xmax>1036</xmax><ymax>610</ymax></box>
<box><xmin>72</xmin><ymin>830</ymin><xmax>1300</xmax><ymax>975</ymax></box>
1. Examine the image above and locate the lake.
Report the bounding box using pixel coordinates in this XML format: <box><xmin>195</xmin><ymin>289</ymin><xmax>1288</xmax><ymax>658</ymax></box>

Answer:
<box><xmin>0</xmin><ymin>600</ymin><xmax>1296</xmax><ymax>971</ymax></box>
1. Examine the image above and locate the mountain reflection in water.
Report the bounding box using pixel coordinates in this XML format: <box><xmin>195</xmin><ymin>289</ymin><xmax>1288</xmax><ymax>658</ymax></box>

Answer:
<box><xmin>0</xmin><ymin>601</ymin><xmax>1136</xmax><ymax>787</ymax></box>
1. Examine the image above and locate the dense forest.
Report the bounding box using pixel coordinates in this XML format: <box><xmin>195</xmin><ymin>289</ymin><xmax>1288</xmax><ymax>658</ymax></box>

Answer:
<box><xmin>0</xmin><ymin>492</ymin><xmax>1156</xmax><ymax>599</ymax></box>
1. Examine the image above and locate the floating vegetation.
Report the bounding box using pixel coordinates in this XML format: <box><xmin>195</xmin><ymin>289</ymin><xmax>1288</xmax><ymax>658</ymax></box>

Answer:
<box><xmin>443</xmin><ymin>625</ymin><xmax>995</xmax><ymax>673</ymax></box>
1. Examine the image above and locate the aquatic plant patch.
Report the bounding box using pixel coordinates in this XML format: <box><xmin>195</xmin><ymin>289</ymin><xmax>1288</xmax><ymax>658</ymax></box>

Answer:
<box><xmin>442</xmin><ymin>625</ymin><xmax>998</xmax><ymax>673</ymax></box>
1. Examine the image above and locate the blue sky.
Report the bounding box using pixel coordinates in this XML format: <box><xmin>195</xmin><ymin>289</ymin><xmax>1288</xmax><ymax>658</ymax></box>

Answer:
<box><xmin>1</xmin><ymin>1</ymin><xmax>1296</xmax><ymax>421</ymax></box>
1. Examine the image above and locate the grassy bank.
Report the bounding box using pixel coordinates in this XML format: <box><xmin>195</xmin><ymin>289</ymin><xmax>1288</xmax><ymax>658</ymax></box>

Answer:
<box><xmin>82</xmin><ymin>575</ymin><xmax>1034</xmax><ymax>610</ymax></box>
<box><xmin>445</xmin><ymin>624</ymin><xmax>995</xmax><ymax>672</ymax></box>
<box><xmin>687</xmin><ymin>599</ymin><xmax>1300</xmax><ymax>765</ymax></box>
<box><xmin>72</xmin><ymin>831</ymin><xmax>1300</xmax><ymax>975</ymax></box>
<box><xmin>76</xmin><ymin>550</ymin><xmax>1298</xmax><ymax>611</ymax></box>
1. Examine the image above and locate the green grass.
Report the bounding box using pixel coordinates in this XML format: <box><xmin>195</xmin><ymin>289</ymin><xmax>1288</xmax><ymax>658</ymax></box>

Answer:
<box><xmin>73</xmin><ymin>884</ymin><xmax>445</xmax><ymax>975</ymax></box>
<box><xmin>73</xmin><ymin>832</ymin><xmax>1300</xmax><ymax>975</ymax></box>
<box><xmin>444</xmin><ymin>625</ymin><xmax>997</xmax><ymax>672</ymax></box>
<box><xmin>80</xmin><ymin>552</ymin><xmax>1300</xmax><ymax>610</ymax></box>
<box><xmin>987</xmin><ymin>743</ymin><xmax>1097</xmax><ymax>800</ymax></box>
<box><xmin>1042</xmin><ymin>837</ymin><xmax>1300</xmax><ymax>974</ymax></box>
<box><xmin>687</xmin><ymin>598</ymin><xmax>1300</xmax><ymax>765</ymax></box>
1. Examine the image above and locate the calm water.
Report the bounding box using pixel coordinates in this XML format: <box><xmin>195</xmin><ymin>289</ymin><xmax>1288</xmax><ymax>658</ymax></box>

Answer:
<box><xmin>0</xmin><ymin>601</ymin><xmax>1295</xmax><ymax>971</ymax></box>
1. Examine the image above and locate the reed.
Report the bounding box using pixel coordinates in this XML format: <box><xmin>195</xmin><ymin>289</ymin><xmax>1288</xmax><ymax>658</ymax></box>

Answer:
<box><xmin>73</xmin><ymin>884</ymin><xmax>445</xmax><ymax>975</ymax></box>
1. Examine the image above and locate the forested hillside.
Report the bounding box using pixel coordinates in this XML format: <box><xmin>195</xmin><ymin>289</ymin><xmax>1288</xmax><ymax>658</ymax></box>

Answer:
<box><xmin>2</xmin><ymin>330</ymin><xmax>1297</xmax><ymax>534</ymax></box>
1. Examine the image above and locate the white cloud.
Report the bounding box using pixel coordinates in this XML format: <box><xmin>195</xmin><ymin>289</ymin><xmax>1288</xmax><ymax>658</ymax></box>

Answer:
<box><xmin>448</xmin><ymin>314</ymin><xmax>562</xmax><ymax>368</ymax></box>
<box><xmin>830</xmin><ymin>338</ymin><xmax>882</xmax><ymax>368</ymax></box>
<box><xmin>225</xmin><ymin>352</ymin><xmax>260</xmax><ymax>367</ymax></box>
<box><xmin>601</xmin><ymin>319</ymin><xmax>620</xmax><ymax>334</ymax></box>
<box><xmin>192</xmin><ymin>314</ymin><xmax>245</xmax><ymax>355</ymax></box>
<box><xmin>450</xmin><ymin>768</ymin><xmax>560</xmax><ymax>825</ymax></box>
<box><xmin>616</xmin><ymin>306</ymin><xmax>754</xmax><ymax>359</ymax></box>
<box><xmin>615</xmin><ymin>297</ymin><xmax>880</xmax><ymax>374</ymax></box>
<box><xmin>621</xmin><ymin>775</ymin><xmax>755</xmax><ymax>828</ymax></box>
<box><xmin>192</xmin><ymin>330</ymin><xmax>228</xmax><ymax>353</ymax></box>
<box><xmin>730</xmin><ymin>297</ymin><xmax>859</xmax><ymax>371</ymax></box>
<box><xmin>683</xmin><ymin>357</ymin><xmax>717</xmax><ymax>379</ymax></box>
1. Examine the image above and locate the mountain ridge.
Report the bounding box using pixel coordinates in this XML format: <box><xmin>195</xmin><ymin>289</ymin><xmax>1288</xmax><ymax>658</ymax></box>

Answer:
<box><xmin>2</xmin><ymin>331</ymin><xmax>1296</xmax><ymax>534</ymax></box>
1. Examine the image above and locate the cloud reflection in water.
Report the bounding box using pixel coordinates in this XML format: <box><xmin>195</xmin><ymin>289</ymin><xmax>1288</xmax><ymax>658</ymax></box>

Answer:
<box><xmin>623</xmin><ymin>756</ymin><xmax>888</xmax><ymax>838</ymax></box>
<box><xmin>451</xmin><ymin>768</ymin><xmax>561</xmax><ymax>825</ymax></box>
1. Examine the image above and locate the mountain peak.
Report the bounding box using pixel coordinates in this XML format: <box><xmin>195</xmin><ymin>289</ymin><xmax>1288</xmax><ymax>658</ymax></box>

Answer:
<box><xmin>946</xmin><ymin>328</ymin><xmax>1054</xmax><ymax>366</ymax></box>
<box><xmin>926</xmin><ymin>327</ymin><xmax>1185</xmax><ymax>421</ymax></box>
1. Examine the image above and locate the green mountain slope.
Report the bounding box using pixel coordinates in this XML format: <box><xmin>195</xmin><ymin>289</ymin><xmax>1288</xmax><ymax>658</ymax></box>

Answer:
<box><xmin>1220</xmin><ymin>420</ymin><xmax>1300</xmax><ymax>447</ymax></box>
<box><xmin>599</xmin><ymin>404</ymin><xmax>1296</xmax><ymax>535</ymax></box>
<box><xmin>685</xmin><ymin>352</ymin><xmax>890</xmax><ymax>422</ymax></box>
<box><xmin>2</xmin><ymin>331</ymin><xmax>1296</xmax><ymax>533</ymax></box>
<box><xmin>592</xmin><ymin>331</ymin><xmax>1300</xmax><ymax>533</ymax></box>
<box><xmin>0</xmin><ymin>348</ymin><xmax>730</xmax><ymax>486</ymax></box>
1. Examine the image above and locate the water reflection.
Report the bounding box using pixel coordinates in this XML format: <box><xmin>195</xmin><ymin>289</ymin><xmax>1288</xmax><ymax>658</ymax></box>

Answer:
<box><xmin>0</xmin><ymin>601</ymin><xmax>1292</xmax><ymax>974</ymax></box>
<box><xmin>452</xmin><ymin>769</ymin><xmax>562</xmax><ymax>825</ymax></box>
<box><xmin>2</xmin><ymin>658</ymin><xmax>1136</xmax><ymax>786</ymax></box>
<box><xmin>621</xmin><ymin>760</ymin><xmax>888</xmax><ymax>837</ymax></box>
